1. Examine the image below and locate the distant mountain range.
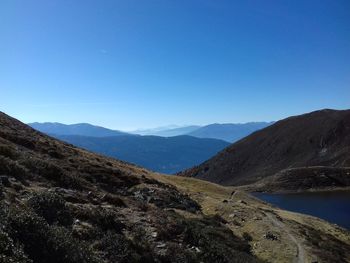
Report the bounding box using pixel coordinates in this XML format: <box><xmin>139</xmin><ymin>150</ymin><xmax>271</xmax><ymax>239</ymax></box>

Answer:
<box><xmin>50</xmin><ymin>134</ymin><xmax>229</xmax><ymax>174</ymax></box>
<box><xmin>187</xmin><ymin>122</ymin><xmax>273</xmax><ymax>142</ymax></box>
<box><xmin>132</xmin><ymin>125</ymin><xmax>201</xmax><ymax>137</ymax></box>
<box><xmin>29</xmin><ymin>122</ymin><xmax>128</xmax><ymax>137</ymax></box>
<box><xmin>180</xmin><ymin>109</ymin><xmax>350</xmax><ymax>191</ymax></box>
<box><xmin>131</xmin><ymin>122</ymin><xmax>272</xmax><ymax>142</ymax></box>
<box><xmin>28</xmin><ymin>120</ymin><xmax>272</xmax><ymax>173</ymax></box>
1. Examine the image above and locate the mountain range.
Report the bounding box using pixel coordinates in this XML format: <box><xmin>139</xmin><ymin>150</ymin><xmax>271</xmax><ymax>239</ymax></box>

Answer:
<box><xmin>29</xmin><ymin>122</ymin><xmax>272</xmax><ymax>143</ymax></box>
<box><xmin>2</xmin><ymin>110</ymin><xmax>350</xmax><ymax>262</ymax></box>
<box><xmin>53</xmin><ymin>134</ymin><xmax>229</xmax><ymax>174</ymax></box>
<box><xmin>131</xmin><ymin>125</ymin><xmax>201</xmax><ymax>137</ymax></box>
<box><xmin>187</xmin><ymin>122</ymin><xmax>273</xmax><ymax>142</ymax></box>
<box><xmin>27</xmin><ymin>121</ymin><xmax>271</xmax><ymax>174</ymax></box>
<box><xmin>180</xmin><ymin>109</ymin><xmax>350</xmax><ymax>191</ymax></box>
<box><xmin>29</xmin><ymin>122</ymin><xmax>128</xmax><ymax>137</ymax></box>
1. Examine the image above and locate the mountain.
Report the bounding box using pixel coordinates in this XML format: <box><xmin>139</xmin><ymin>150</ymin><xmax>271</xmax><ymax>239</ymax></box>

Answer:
<box><xmin>0</xmin><ymin>111</ymin><xmax>258</xmax><ymax>263</ymax></box>
<box><xmin>149</xmin><ymin>126</ymin><xmax>201</xmax><ymax>137</ymax></box>
<box><xmin>180</xmin><ymin>109</ymin><xmax>350</xmax><ymax>188</ymax></box>
<box><xmin>2</xmin><ymin>112</ymin><xmax>350</xmax><ymax>262</ymax></box>
<box><xmin>29</xmin><ymin>122</ymin><xmax>129</xmax><ymax>137</ymax></box>
<box><xmin>131</xmin><ymin>125</ymin><xmax>201</xmax><ymax>136</ymax></box>
<box><xmin>53</xmin><ymin>134</ymin><xmax>230</xmax><ymax>174</ymax></box>
<box><xmin>187</xmin><ymin>122</ymin><xmax>273</xmax><ymax>142</ymax></box>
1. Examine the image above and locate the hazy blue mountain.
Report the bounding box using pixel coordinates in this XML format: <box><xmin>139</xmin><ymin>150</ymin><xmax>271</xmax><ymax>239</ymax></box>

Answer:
<box><xmin>53</xmin><ymin>134</ymin><xmax>229</xmax><ymax>174</ymax></box>
<box><xmin>187</xmin><ymin>122</ymin><xmax>273</xmax><ymax>142</ymax></box>
<box><xmin>131</xmin><ymin>125</ymin><xmax>201</xmax><ymax>136</ymax></box>
<box><xmin>148</xmin><ymin>126</ymin><xmax>202</xmax><ymax>137</ymax></box>
<box><xmin>29</xmin><ymin>122</ymin><xmax>129</xmax><ymax>137</ymax></box>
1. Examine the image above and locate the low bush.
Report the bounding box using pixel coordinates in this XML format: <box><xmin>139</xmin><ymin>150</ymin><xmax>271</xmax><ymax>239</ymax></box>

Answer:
<box><xmin>93</xmin><ymin>231</ymin><xmax>140</xmax><ymax>263</ymax></box>
<box><xmin>242</xmin><ymin>232</ymin><xmax>253</xmax><ymax>242</ymax></box>
<box><xmin>4</xmin><ymin>205</ymin><xmax>97</xmax><ymax>263</ymax></box>
<box><xmin>183</xmin><ymin>216</ymin><xmax>255</xmax><ymax>263</ymax></box>
<box><xmin>27</xmin><ymin>191</ymin><xmax>73</xmax><ymax>226</ymax></box>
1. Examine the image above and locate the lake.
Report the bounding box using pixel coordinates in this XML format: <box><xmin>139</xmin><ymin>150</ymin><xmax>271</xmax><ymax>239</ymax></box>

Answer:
<box><xmin>253</xmin><ymin>191</ymin><xmax>350</xmax><ymax>229</ymax></box>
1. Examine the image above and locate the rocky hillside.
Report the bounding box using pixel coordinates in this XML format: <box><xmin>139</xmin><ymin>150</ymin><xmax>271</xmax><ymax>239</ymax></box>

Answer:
<box><xmin>180</xmin><ymin>109</ymin><xmax>350</xmax><ymax>186</ymax></box>
<box><xmin>0</xmin><ymin>112</ymin><xmax>258</xmax><ymax>263</ymax></box>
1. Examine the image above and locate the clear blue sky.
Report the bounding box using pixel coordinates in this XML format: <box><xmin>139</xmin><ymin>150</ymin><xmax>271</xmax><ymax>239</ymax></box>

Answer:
<box><xmin>1</xmin><ymin>0</ymin><xmax>349</xmax><ymax>130</ymax></box>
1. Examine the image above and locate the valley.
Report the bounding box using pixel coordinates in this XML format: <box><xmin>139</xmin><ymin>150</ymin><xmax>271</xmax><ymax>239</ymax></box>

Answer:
<box><xmin>1</xmin><ymin>110</ymin><xmax>350</xmax><ymax>262</ymax></box>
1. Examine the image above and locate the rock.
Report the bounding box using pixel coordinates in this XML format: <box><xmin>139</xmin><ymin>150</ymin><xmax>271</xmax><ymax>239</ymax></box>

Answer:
<box><xmin>156</xmin><ymin>243</ymin><xmax>166</xmax><ymax>248</ymax></box>
<box><xmin>151</xmin><ymin>232</ymin><xmax>158</xmax><ymax>238</ymax></box>
<box><xmin>74</xmin><ymin>219</ymin><xmax>81</xmax><ymax>225</ymax></box>
<box><xmin>253</xmin><ymin>216</ymin><xmax>261</xmax><ymax>220</ymax></box>
<box><xmin>228</xmin><ymin>213</ymin><xmax>236</xmax><ymax>218</ymax></box>
<box><xmin>222</xmin><ymin>199</ymin><xmax>228</xmax><ymax>203</ymax></box>
<box><xmin>263</xmin><ymin>232</ymin><xmax>278</xmax><ymax>241</ymax></box>
<box><xmin>237</xmin><ymin>200</ymin><xmax>247</xmax><ymax>205</ymax></box>
<box><xmin>191</xmin><ymin>246</ymin><xmax>201</xmax><ymax>253</ymax></box>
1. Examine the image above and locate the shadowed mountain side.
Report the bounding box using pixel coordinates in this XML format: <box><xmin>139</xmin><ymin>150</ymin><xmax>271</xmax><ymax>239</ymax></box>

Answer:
<box><xmin>180</xmin><ymin>109</ymin><xmax>350</xmax><ymax>186</ymax></box>
<box><xmin>53</xmin><ymin>134</ymin><xmax>230</xmax><ymax>174</ymax></box>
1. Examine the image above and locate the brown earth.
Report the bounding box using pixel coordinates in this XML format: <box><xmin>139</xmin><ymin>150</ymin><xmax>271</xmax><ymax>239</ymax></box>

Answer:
<box><xmin>179</xmin><ymin>109</ymin><xmax>350</xmax><ymax>188</ymax></box>
<box><xmin>152</xmin><ymin>174</ymin><xmax>350</xmax><ymax>263</ymax></box>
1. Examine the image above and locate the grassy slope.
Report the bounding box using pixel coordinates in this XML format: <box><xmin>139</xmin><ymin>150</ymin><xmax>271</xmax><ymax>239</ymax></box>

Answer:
<box><xmin>0</xmin><ymin>112</ymin><xmax>259</xmax><ymax>263</ymax></box>
<box><xmin>152</xmin><ymin>174</ymin><xmax>350</xmax><ymax>263</ymax></box>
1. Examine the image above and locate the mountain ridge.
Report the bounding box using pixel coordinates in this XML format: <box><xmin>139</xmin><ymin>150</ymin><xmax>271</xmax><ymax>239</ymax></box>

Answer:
<box><xmin>187</xmin><ymin>122</ymin><xmax>273</xmax><ymax>142</ymax></box>
<box><xmin>28</xmin><ymin>122</ymin><xmax>129</xmax><ymax>137</ymax></box>
<box><xmin>180</xmin><ymin>109</ymin><xmax>350</xmax><ymax>188</ymax></box>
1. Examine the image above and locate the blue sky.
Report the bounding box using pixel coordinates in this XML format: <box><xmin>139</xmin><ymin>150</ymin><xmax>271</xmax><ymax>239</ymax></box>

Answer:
<box><xmin>1</xmin><ymin>0</ymin><xmax>349</xmax><ymax>130</ymax></box>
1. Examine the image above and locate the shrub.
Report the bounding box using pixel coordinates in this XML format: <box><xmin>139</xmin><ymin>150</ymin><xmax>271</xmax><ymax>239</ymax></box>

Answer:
<box><xmin>27</xmin><ymin>191</ymin><xmax>73</xmax><ymax>226</ymax></box>
<box><xmin>242</xmin><ymin>232</ymin><xmax>253</xmax><ymax>242</ymax></box>
<box><xmin>0</xmin><ymin>228</ymin><xmax>32</xmax><ymax>263</ymax></box>
<box><xmin>93</xmin><ymin>231</ymin><xmax>140</xmax><ymax>263</ymax></box>
<box><xmin>0</xmin><ymin>156</ymin><xmax>28</xmax><ymax>180</ymax></box>
<box><xmin>5</xmin><ymin>205</ymin><xmax>97</xmax><ymax>263</ymax></box>
<box><xmin>0</xmin><ymin>144</ymin><xmax>17</xmax><ymax>159</ymax></box>
<box><xmin>183</xmin><ymin>216</ymin><xmax>255</xmax><ymax>263</ymax></box>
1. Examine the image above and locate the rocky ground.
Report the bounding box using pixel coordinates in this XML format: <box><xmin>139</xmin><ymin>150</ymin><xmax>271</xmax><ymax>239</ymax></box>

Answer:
<box><xmin>0</xmin><ymin>112</ymin><xmax>258</xmax><ymax>263</ymax></box>
<box><xmin>153</xmin><ymin>174</ymin><xmax>350</xmax><ymax>263</ymax></box>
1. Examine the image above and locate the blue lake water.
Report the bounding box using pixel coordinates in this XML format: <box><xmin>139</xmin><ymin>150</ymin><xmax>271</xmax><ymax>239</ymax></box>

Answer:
<box><xmin>253</xmin><ymin>191</ymin><xmax>350</xmax><ymax>229</ymax></box>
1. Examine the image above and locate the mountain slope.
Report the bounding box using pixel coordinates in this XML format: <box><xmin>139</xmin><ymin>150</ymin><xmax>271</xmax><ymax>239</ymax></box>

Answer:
<box><xmin>187</xmin><ymin>122</ymin><xmax>272</xmax><ymax>142</ymax></box>
<box><xmin>0</xmin><ymin>112</ymin><xmax>257</xmax><ymax>263</ymax></box>
<box><xmin>53</xmin><ymin>134</ymin><xmax>230</xmax><ymax>174</ymax></box>
<box><xmin>180</xmin><ymin>109</ymin><xmax>350</xmax><ymax>186</ymax></box>
<box><xmin>29</xmin><ymin>122</ymin><xmax>129</xmax><ymax>137</ymax></box>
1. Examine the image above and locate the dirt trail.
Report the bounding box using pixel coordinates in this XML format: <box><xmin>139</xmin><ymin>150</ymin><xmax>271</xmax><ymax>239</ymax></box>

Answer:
<box><xmin>266</xmin><ymin>212</ymin><xmax>306</xmax><ymax>263</ymax></box>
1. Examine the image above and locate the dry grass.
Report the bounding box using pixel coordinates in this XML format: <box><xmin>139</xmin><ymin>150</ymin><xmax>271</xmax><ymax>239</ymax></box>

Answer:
<box><xmin>153</xmin><ymin>174</ymin><xmax>350</xmax><ymax>263</ymax></box>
